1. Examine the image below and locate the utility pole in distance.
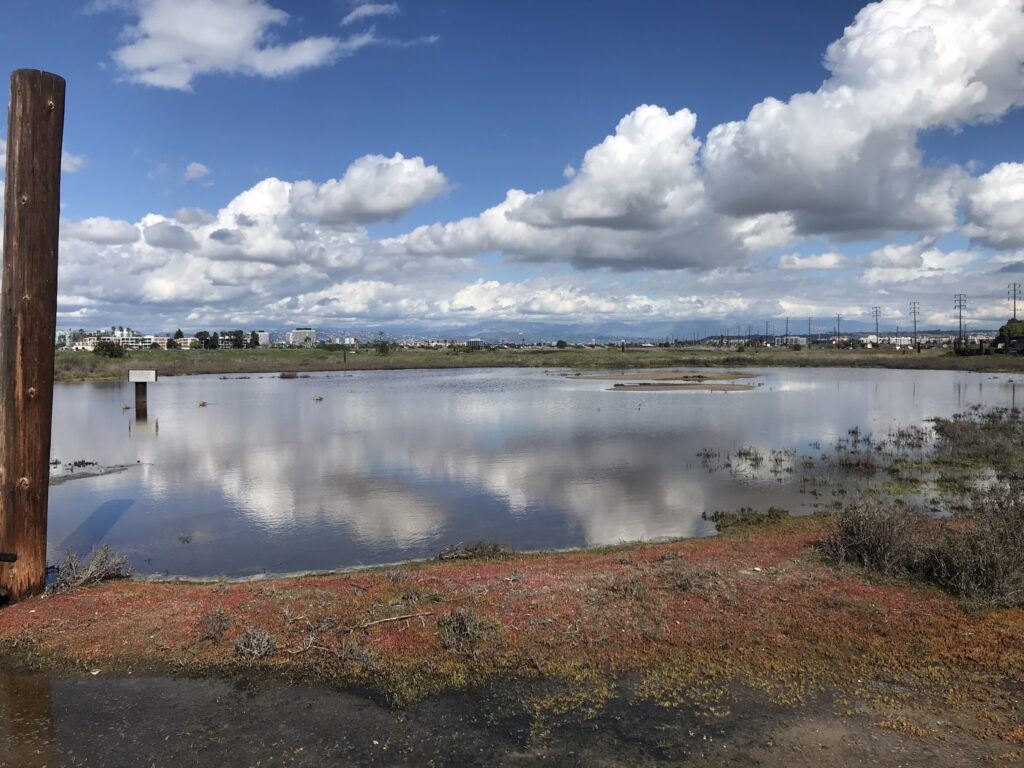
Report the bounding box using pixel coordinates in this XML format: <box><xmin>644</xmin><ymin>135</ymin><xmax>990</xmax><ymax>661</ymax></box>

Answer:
<box><xmin>0</xmin><ymin>71</ymin><xmax>66</xmax><ymax>602</ymax></box>
<box><xmin>835</xmin><ymin>314</ymin><xmax>842</xmax><ymax>346</ymax></box>
<box><xmin>1010</xmin><ymin>282</ymin><xmax>1021</xmax><ymax>320</ymax></box>
<box><xmin>910</xmin><ymin>301</ymin><xmax>920</xmax><ymax>353</ymax></box>
<box><xmin>871</xmin><ymin>306</ymin><xmax>881</xmax><ymax>344</ymax></box>
<box><xmin>954</xmin><ymin>293</ymin><xmax>968</xmax><ymax>345</ymax></box>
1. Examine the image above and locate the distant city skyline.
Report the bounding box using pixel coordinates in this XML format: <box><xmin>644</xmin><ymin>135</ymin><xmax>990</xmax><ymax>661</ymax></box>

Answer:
<box><xmin>2</xmin><ymin>0</ymin><xmax>1024</xmax><ymax>333</ymax></box>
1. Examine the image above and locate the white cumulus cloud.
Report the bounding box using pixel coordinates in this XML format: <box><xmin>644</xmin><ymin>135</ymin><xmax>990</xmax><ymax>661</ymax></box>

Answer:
<box><xmin>388</xmin><ymin>105</ymin><xmax>795</xmax><ymax>270</ymax></box>
<box><xmin>290</xmin><ymin>153</ymin><xmax>447</xmax><ymax>226</ymax></box>
<box><xmin>53</xmin><ymin>152</ymin><xmax>455</xmax><ymax>326</ymax></box>
<box><xmin>964</xmin><ymin>162</ymin><xmax>1024</xmax><ymax>249</ymax></box>
<box><xmin>63</xmin><ymin>217</ymin><xmax>140</xmax><ymax>245</ymax></box>
<box><xmin>52</xmin><ymin>0</ymin><xmax>1024</xmax><ymax>331</ymax></box>
<box><xmin>778</xmin><ymin>252</ymin><xmax>846</xmax><ymax>270</ymax></box>
<box><xmin>703</xmin><ymin>0</ymin><xmax>1024</xmax><ymax>236</ymax></box>
<box><xmin>98</xmin><ymin>0</ymin><xmax>353</xmax><ymax>90</ymax></box>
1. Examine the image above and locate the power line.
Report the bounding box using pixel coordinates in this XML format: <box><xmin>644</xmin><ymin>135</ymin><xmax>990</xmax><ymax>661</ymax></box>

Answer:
<box><xmin>954</xmin><ymin>293</ymin><xmax>968</xmax><ymax>343</ymax></box>
<box><xmin>909</xmin><ymin>301</ymin><xmax>920</xmax><ymax>353</ymax></box>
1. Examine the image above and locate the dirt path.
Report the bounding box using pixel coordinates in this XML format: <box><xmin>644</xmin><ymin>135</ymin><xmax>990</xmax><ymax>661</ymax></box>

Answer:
<box><xmin>0</xmin><ymin>672</ymin><xmax>1006</xmax><ymax>767</ymax></box>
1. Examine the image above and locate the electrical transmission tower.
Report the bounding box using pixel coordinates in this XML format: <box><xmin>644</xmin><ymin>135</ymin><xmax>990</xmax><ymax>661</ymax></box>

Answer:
<box><xmin>835</xmin><ymin>314</ymin><xmax>842</xmax><ymax>345</ymax></box>
<box><xmin>871</xmin><ymin>306</ymin><xmax>881</xmax><ymax>343</ymax></box>
<box><xmin>909</xmin><ymin>301</ymin><xmax>920</xmax><ymax>352</ymax></box>
<box><xmin>954</xmin><ymin>294</ymin><xmax>968</xmax><ymax>343</ymax></box>
<box><xmin>1010</xmin><ymin>282</ymin><xmax>1022</xmax><ymax>320</ymax></box>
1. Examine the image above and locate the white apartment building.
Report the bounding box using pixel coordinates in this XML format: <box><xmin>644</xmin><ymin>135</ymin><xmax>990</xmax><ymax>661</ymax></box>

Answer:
<box><xmin>68</xmin><ymin>331</ymin><xmax>196</xmax><ymax>351</ymax></box>
<box><xmin>287</xmin><ymin>327</ymin><xmax>316</xmax><ymax>347</ymax></box>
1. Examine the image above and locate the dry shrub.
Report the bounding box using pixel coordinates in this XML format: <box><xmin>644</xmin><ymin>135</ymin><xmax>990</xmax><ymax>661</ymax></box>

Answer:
<box><xmin>674</xmin><ymin>568</ymin><xmax>725</xmax><ymax>594</ymax></box>
<box><xmin>924</xmin><ymin>487</ymin><xmax>1024</xmax><ymax>606</ymax></box>
<box><xmin>438</xmin><ymin>608</ymin><xmax>495</xmax><ymax>654</ymax></box>
<box><xmin>821</xmin><ymin>502</ymin><xmax>931</xmax><ymax>576</ymax></box>
<box><xmin>337</xmin><ymin>639</ymin><xmax>383</xmax><ymax>674</ymax></box>
<box><xmin>608</xmin><ymin>572</ymin><xmax>650</xmax><ymax>601</ymax></box>
<box><xmin>47</xmin><ymin>546</ymin><xmax>132</xmax><ymax>594</ymax></box>
<box><xmin>234</xmin><ymin>628</ymin><xmax>276</xmax><ymax>660</ymax></box>
<box><xmin>196</xmin><ymin>607</ymin><xmax>231</xmax><ymax>643</ymax></box>
<box><xmin>824</xmin><ymin>486</ymin><xmax>1024</xmax><ymax>606</ymax></box>
<box><xmin>381</xmin><ymin>569</ymin><xmax>408</xmax><ymax>584</ymax></box>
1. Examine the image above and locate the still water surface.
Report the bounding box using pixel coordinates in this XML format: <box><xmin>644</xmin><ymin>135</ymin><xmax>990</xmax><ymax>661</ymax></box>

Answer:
<box><xmin>47</xmin><ymin>367</ymin><xmax>1022</xmax><ymax>577</ymax></box>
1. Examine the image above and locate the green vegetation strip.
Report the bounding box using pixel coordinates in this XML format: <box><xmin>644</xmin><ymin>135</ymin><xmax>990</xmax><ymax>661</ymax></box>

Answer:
<box><xmin>54</xmin><ymin>345</ymin><xmax>1024</xmax><ymax>381</ymax></box>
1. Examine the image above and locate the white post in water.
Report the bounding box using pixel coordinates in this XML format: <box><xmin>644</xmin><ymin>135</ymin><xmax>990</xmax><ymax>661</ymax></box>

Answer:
<box><xmin>129</xmin><ymin>369</ymin><xmax>157</xmax><ymax>419</ymax></box>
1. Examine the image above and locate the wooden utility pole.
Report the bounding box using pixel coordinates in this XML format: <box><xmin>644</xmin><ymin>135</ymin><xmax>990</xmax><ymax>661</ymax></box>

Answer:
<box><xmin>0</xmin><ymin>70</ymin><xmax>65</xmax><ymax>601</ymax></box>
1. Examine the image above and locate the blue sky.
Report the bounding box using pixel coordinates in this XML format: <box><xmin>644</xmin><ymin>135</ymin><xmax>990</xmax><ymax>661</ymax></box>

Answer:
<box><xmin>2</xmin><ymin>0</ymin><xmax>1023</xmax><ymax>335</ymax></box>
<box><xmin>6</xmin><ymin>1</ymin><xmax>868</xmax><ymax>223</ymax></box>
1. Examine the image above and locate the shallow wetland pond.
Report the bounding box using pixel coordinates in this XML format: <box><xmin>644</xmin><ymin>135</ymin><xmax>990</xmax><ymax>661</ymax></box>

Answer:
<box><xmin>47</xmin><ymin>366</ymin><xmax>1023</xmax><ymax>577</ymax></box>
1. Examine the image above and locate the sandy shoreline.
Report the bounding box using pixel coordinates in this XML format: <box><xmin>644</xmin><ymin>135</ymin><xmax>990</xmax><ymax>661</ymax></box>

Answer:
<box><xmin>610</xmin><ymin>382</ymin><xmax>756</xmax><ymax>392</ymax></box>
<box><xmin>578</xmin><ymin>370</ymin><xmax>757</xmax><ymax>382</ymax></box>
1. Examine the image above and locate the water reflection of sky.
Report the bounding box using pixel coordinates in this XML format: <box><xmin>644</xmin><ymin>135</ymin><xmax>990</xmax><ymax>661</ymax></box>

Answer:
<box><xmin>46</xmin><ymin>367</ymin><xmax>1023</xmax><ymax>577</ymax></box>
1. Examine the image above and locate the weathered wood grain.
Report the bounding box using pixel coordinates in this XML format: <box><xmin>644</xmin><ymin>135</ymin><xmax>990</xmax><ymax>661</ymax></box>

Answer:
<box><xmin>0</xmin><ymin>70</ymin><xmax>65</xmax><ymax>601</ymax></box>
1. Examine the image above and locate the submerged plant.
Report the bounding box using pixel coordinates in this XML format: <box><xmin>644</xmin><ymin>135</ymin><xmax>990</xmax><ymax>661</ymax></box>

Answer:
<box><xmin>703</xmin><ymin>507</ymin><xmax>789</xmax><ymax>533</ymax></box>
